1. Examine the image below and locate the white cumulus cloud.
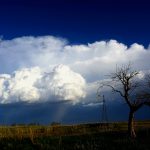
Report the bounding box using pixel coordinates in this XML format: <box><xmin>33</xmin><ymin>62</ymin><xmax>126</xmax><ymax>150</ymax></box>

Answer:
<box><xmin>0</xmin><ymin>35</ymin><xmax>150</xmax><ymax>104</ymax></box>
<box><xmin>0</xmin><ymin>65</ymin><xmax>86</xmax><ymax>104</ymax></box>
<box><xmin>36</xmin><ymin>65</ymin><xmax>86</xmax><ymax>103</ymax></box>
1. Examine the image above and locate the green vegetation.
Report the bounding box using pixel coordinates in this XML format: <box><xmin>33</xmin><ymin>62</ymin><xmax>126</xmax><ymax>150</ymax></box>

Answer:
<box><xmin>0</xmin><ymin>121</ymin><xmax>149</xmax><ymax>150</ymax></box>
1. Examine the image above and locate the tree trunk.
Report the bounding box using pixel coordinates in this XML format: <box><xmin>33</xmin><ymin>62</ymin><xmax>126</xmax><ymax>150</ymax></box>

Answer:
<box><xmin>128</xmin><ymin>109</ymin><xmax>136</xmax><ymax>138</ymax></box>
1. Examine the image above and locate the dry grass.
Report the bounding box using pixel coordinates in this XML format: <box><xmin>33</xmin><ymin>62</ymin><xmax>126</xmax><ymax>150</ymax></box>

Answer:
<box><xmin>0</xmin><ymin>120</ymin><xmax>149</xmax><ymax>139</ymax></box>
<box><xmin>0</xmin><ymin>121</ymin><xmax>149</xmax><ymax>149</ymax></box>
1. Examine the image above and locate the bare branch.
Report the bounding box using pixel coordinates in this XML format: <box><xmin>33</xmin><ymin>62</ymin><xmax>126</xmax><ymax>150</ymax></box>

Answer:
<box><xmin>99</xmin><ymin>63</ymin><xmax>140</xmax><ymax>108</ymax></box>
<box><xmin>104</xmin><ymin>84</ymin><xmax>124</xmax><ymax>97</ymax></box>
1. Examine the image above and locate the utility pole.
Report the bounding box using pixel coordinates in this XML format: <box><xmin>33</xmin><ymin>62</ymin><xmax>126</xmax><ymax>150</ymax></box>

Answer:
<box><xmin>101</xmin><ymin>95</ymin><xmax>108</xmax><ymax>123</ymax></box>
<box><xmin>97</xmin><ymin>92</ymin><xmax>108</xmax><ymax>123</ymax></box>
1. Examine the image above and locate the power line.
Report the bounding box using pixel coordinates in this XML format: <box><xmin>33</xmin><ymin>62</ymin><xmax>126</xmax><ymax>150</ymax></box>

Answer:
<box><xmin>97</xmin><ymin>93</ymin><xmax>108</xmax><ymax>123</ymax></box>
<box><xmin>101</xmin><ymin>95</ymin><xmax>108</xmax><ymax>123</ymax></box>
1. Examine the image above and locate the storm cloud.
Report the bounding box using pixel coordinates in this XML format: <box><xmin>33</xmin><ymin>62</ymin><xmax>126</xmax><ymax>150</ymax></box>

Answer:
<box><xmin>0</xmin><ymin>36</ymin><xmax>150</xmax><ymax>104</ymax></box>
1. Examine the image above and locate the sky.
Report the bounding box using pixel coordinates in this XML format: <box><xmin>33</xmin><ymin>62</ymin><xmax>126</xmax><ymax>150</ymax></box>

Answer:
<box><xmin>0</xmin><ymin>0</ymin><xmax>149</xmax><ymax>124</ymax></box>
<box><xmin>0</xmin><ymin>0</ymin><xmax>150</xmax><ymax>46</ymax></box>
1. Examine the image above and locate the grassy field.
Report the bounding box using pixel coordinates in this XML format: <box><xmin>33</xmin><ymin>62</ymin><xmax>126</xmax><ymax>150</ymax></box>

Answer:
<box><xmin>0</xmin><ymin>121</ymin><xmax>149</xmax><ymax>150</ymax></box>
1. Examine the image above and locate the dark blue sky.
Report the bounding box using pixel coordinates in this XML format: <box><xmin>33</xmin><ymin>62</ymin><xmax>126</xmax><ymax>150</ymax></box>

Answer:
<box><xmin>0</xmin><ymin>0</ymin><xmax>150</xmax><ymax>47</ymax></box>
<box><xmin>0</xmin><ymin>101</ymin><xmax>149</xmax><ymax>125</ymax></box>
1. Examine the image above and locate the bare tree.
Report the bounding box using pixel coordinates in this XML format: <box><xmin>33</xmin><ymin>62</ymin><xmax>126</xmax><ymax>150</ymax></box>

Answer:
<box><xmin>101</xmin><ymin>63</ymin><xmax>150</xmax><ymax>138</ymax></box>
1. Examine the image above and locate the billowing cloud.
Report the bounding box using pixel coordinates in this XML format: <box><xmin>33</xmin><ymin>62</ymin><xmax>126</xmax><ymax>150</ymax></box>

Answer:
<box><xmin>0</xmin><ymin>36</ymin><xmax>150</xmax><ymax>81</ymax></box>
<box><xmin>0</xmin><ymin>65</ymin><xmax>86</xmax><ymax>104</ymax></box>
<box><xmin>36</xmin><ymin>65</ymin><xmax>86</xmax><ymax>103</ymax></box>
<box><xmin>0</xmin><ymin>36</ymin><xmax>150</xmax><ymax>104</ymax></box>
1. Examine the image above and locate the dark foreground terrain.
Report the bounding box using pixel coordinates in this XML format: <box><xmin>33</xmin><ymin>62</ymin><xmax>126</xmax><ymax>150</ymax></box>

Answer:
<box><xmin>0</xmin><ymin>121</ymin><xmax>149</xmax><ymax>150</ymax></box>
